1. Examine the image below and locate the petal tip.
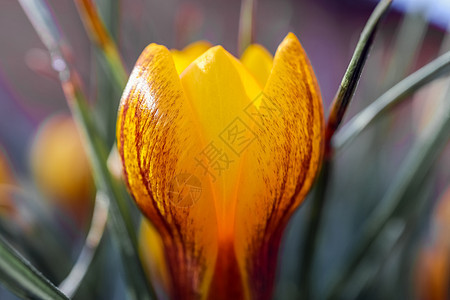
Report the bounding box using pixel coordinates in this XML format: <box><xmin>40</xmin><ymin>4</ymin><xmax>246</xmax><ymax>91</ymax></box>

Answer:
<box><xmin>186</xmin><ymin>45</ymin><xmax>233</xmax><ymax>73</ymax></box>
<box><xmin>208</xmin><ymin>45</ymin><xmax>227</xmax><ymax>56</ymax></box>
<box><xmin>136</xmin><ymin>43</ymin><xmax>172</xmax><ymax>67</ymax></box>
<box><xmin>282</xmin><ymin>32</ymin><xmax>301</xmax><ymax>47</ymax></box>
<box><xmin>143</xmin><ymin>43</ymin><xmax>169</xmax><ymax>54</ymax></box>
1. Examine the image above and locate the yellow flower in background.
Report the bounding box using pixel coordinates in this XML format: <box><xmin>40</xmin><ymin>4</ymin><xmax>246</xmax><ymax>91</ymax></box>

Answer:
<box><xmin>415</xmin><ymin>187</ymin><xmax>450</xmax><ymax>300</ymax></box>
<box><xmin>30</xmin><ymin>114</ymin><xmax>94</xmax><ymax>223</ymax></box>
<box><xmin>118</xmin><ymin>33</ymin><xmax>324</xmax><ymax>299</ymax></box>
<box><xmin>0</xmin><ymin>148</ymin><xmax>17</xmax><ymax>216</ymax></box>
<box><xmin>0</xmin><ymin>148</ymin><xmax>16</xmax><ymax>186</ymax></box>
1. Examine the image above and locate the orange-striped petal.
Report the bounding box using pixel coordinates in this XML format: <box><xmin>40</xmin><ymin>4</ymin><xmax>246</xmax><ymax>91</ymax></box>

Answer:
<box><xmin>240</xmin><ymin>44</ymin><xmax>273</xmax><ymax>87</ymax></box>
<box><xmin>117</xmin><ymin>44</ymin><xmax>218</xmax><ymax>299</ymax></box>
<box><xmin>234</xmin><ymin>32</ymin><xmax>324</xmax><ymax>299</ymax></box>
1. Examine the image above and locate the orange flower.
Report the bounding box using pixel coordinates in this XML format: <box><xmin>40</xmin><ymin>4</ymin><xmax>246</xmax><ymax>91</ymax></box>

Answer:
<box><xmin>117</xmin><ymin>33</ymin><xmax>324</xmax><ymax>299</ymax></box>
<box><xmin>0</xmin><ymin>147</ymin><xmax>17</xmax><ymax>216</ymax></box>
<box><xmin>30</xmin><ymin>114</ymin><xmax>94</xmax><ymax>223</ymax></box>
<box><xmin>415</xmin><ymin>187</ymin><xmax>450</xmax><ymax>300</ymax></box>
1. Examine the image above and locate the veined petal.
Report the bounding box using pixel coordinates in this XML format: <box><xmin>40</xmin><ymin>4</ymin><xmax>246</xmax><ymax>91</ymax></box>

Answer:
<box><xmin>117</xmin><ymin>44</ymin><xmax>219</xmax><ymax>299</ymax></box>
<box><xmin>240</xmin><ymin>44</ymin><xmax>273</xmax><ymax>87</ymax></box>
<box><xmin>171</xmin><ymin>41</ymin><xmax>213</xmax><ymax>75</ymax></box>
<box><xmin>234</xmin><ymin>32</ymin><xmax>324</xmax><ymax>299</ymax></box>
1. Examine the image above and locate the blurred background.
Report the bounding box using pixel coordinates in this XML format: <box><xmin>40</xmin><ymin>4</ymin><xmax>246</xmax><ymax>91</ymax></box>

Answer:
<box><xmin>0</xmin><ymin>0</ymin><xmax>449</xmax><ymax>299</ymax></box>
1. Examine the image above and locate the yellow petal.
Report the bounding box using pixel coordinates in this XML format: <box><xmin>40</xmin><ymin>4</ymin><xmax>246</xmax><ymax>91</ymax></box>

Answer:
<box><xmin>117</xmin><ymin>43</ymin><xmax>219</xmax><ymax>299</ymax></box>
<box><xmin>180</xmin><ymin>45</ymin><xmax>261</xmax><ymax>234</ymax></box>
<box><xmin>240</xmin><ymin>44</ymin><xmax>273</xmax><ymax>87</ymax></box>
<box><xmin>234</xmin><ymin>32</ymin><xmax>324</xmax><ymax>298</ymax></box>
<box><xmin>171</xmin><ymin>41</ymin><xmax>213</xmax><ymax>75</ymax></box>
<box><xmin>180</xmin><ymin>47</ymin><xmax>263</xmax><ymax>298</ymax></box>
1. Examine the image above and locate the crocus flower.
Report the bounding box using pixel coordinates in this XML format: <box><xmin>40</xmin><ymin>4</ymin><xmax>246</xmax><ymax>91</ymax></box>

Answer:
<box><xmin>117</xmin><ymin>33</ymin><xmax>324</xmax><ymax>299</ymax></box>
<box><xmin>0</xmin><ymin>148</ymin><xmax>16</xmax><ymax>216</ymax></box>
<box><xmin>30</xmin><ymin>114</ymin><xmax>94</xmax><ymax>223</ymax></box>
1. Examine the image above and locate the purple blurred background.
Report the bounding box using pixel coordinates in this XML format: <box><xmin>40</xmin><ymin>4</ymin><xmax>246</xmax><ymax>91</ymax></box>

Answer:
<box><xmin>0</xmin><ymin>1</ymin><xmax>449</xmax><ymax>299</ymax></box>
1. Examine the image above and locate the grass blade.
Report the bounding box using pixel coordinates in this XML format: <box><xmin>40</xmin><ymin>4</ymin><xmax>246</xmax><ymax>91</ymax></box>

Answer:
<box><xmin>18</xmin><ymin>0</ymin><xmax>156</xmax><ymax>298</ymax></box>
<box><xmin>0</xmin><ymin>236</ymin><xmax>68</xmax><ymax>300</ymax></box>
<box><xmin>58</xmin><ymin>191</ymin><xmax>109</xmax><ymax>297</ymax></box>
<box><xmin>381</xmin><ymin>10</ymin><xmax>428</xmax><ymax>88</ymax></box>
<box><xmin>92</xmin><ymin>0</ymin><xmax>122</xmax><ymax>148</ymax></box>
<box><xmin>325</xmin><ymin>83</ymin><xmax>450</xmax><ymax>300</ymax></box>
<box><xmin>74</xmin><ymin>0</ymin><xmax>127</xmax><ymax>88</ymax></box>
<box><xmin>333</xmin><ymin>51</ymin><xmax>450</xmax><ymax>152</ymax></box>
<box><xmin>326</xmin><ymin>0</ymin><xmax>392</xmax><ymax>151</ymax></box>
<box><xmin>66</xmin><ymin>71</ymin><xmax>156</xmax><ymax>300</ymax></box>
<box><xmin>299</xmin><ymin>1</ymin><xmax>392</xmax><ymax>297</ymax></box>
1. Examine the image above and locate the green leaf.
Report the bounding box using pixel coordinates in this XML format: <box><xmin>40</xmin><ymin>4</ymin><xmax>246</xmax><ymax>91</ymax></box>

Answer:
<box><xmin>74</xmin><ymin>0</ymin><xmax>127</xmax><ymax>88</ymax></box>
<box><xmin>18</xmin><ymin>0</ymin><xmax>156</xmax><ymax>298</ymax></box>
<box><xmin>92</xmin><ymin>0</ymin><xmax>122</xmax><ymax>148</ymax></box>
<box><xmin>58</xmin><ymin>192</ymin><xmax>109</xmax><ymax>297</ymax></box>
<box><xmin>333</xmin><ymin>51</ymin><xmax>450</xmax><ymax>152</ymax></box>
<box><xmin>381</xmin><ymin>11</ymin><xmax>428</xmax><ymax>88</ymax></box>
<box><xmin>299</xmin><ymin>1</ymin><xmax>392</xmax><ymax>297</ymax></box>
<box><xmin>325</xmin><ymin>82</ymin><xmax>450</xmax><ymax>300</ymax></box>
<box><xmin>325</xmin><ymin>0</ymin><xmax>393</xmax><ymax>147</ymax></box>
<box><xmin>0</xmin><ymin>236</ymin><xmax>69</xmax><ymax>300</ymax></box>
